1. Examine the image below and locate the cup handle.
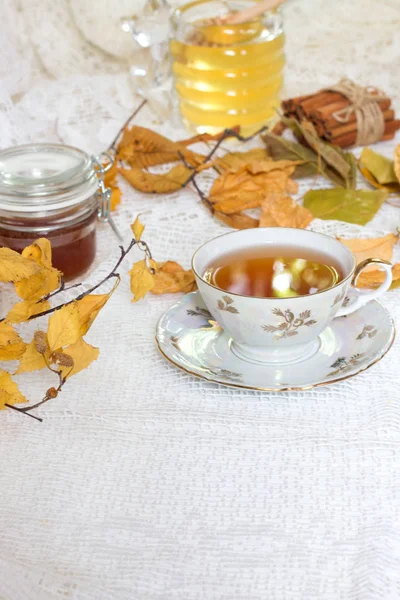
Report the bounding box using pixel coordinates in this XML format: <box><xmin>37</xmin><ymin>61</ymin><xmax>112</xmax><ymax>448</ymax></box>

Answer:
<box><xmin>335</xmin><ymin>258</ymin><xmax>393</xmax><ymax>317</ymax></box>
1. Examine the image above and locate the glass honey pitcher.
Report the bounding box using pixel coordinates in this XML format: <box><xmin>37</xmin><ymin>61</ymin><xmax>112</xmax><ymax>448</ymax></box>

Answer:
<box><xmin>123</xmin><ymin>0</ymin><xmax>285</xmax><ymax>135</ymax></box>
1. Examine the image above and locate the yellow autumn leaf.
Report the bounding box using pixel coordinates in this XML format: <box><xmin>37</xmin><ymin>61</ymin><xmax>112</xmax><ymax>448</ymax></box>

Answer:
<box><xmin>76</xmin><ymin>294</ymin><xmax>110</xmax><ymax>336</ymax></box>
<box><xmin>394</xmin><ymin>144</ymin><xmax>400</xmax><ymax>184</ymax></box>
<box><xmin>6</xmin><ymin>299</ymin><xmax>51</xmax><ymax>324</ymax></box>
<box><xmin>131</xmin><ymin>215</ymin><xmax>145</xmax><ymax>241</ymax></box>
<box><xmin>0</xmin><ymin>369</ymin><xmax>27</xmax><ymax>409</ymax></box>
<box><xmin>151</xmin><ymin>261</ymin><xmax>197</xmax><ymax>295</ymax></box>
<box><xmin>0</xmin><ymin>247</ymin><xmax>42</xmax><ymax>283</ymax></box>
<box><xmin>21</xmin><ymin>238</ymin><xmax>53</xmax><ymax>269</ymax></box>
<box><xmin>16</xmin><ymin>339</ymin><xmax>49</xmax><ymax>374</ymax></box>
<box><xmin>215</xmin><ymin>211</ymin><xmax>259</xmax><ymax>230</ymax></box>
<box><xmin>338</xmin><ymin>234</ymin><xmax>398</xmax><ymax>265</ymax></box>
<box><xmin>120</xmin><ymin>164</ymin><xmax>192</xmax><ymax>194</ymax></box>
<box><xmin>129</xmin><ymin>259</ymin><xmax>155</xmax><ymax>302</ymax></box>
<box><xmin>47</xmin><ymin>303</ymin><xmax>81</xmax><ymax>351</ymax></box>
<box><xmin>0</xmin><ymin>322</ymin><xmax>26</xmax><ymax>361</ymax></box>
<box><xmin>60</xmin><ymin>339</ymin><xmax>99</xmax><ymax>379</ymax></box>
<box><xmin>15</xmin><ymin>267</ymin><xmax>61</xmax><ymax>302</ymax></box>
<box><xmin>259</xmin><ymin>193</ymin><xmax>313</xmax><ymax>229</ymax></box>
<box><xmin>357</xmin><ymin>263</ymin><xmax>400</xmax><ymax>288</ymax></box>
<box><xmin>110</xmin><ymin>187</ymin><xmax>122</xmax><ymax>211</ymax></box>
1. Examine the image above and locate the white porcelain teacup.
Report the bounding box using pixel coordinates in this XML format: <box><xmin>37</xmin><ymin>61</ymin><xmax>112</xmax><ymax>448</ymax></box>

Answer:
<box><xmin>192</xmin><ymin>228</ymin><xmax>393</xmax><ymax>365</ymax></box>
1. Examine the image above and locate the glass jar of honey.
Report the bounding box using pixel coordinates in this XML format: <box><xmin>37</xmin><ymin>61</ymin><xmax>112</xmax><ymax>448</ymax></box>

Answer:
<box><xmin>0</xmin><ymin>144</ymin><xmax>111</xmax><ymax>280</ymax></box>
<box><xmin>170</xmin><ymin>0</ymin><xmax>285</xmax><ymax>136</ymax></box>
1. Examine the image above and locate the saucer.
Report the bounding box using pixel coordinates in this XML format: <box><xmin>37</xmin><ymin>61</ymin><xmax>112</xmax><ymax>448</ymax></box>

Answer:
<box><xmin>156</xmin><ymin>292</ymin><xmax>395</xmax><ymax>391</ymax></box>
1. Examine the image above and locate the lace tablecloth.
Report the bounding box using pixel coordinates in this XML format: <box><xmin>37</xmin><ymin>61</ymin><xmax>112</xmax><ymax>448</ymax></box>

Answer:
<box><xmin>1</xmin><ymin>1</ymin><xmax>400</xmax><ymax>598</ymax></box>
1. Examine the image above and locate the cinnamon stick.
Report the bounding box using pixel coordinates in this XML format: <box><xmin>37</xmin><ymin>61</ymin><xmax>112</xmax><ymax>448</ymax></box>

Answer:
<box><xmin>299</xmin><ymin>92</ymin><xmax>346</xmax><ymax>118</ymax></box>
<box><xmin>316</xmin><ymin>108</ymin><xmax>394</xmax><ymax>131</ymax></box>
<box><xmin>326</xmin><ymin>118</ymin><xmax>400</xmax><ymax>142</ymax></box>
<box><xmin>282</xmin><ymin>93</ymin><xmax>314</xmax><ymax>114</ymax></box>
<box><xmin>315</xmin><ymin>98</ymin><xmax>391</xmax><ymax>120</ymax></box>
<box><xmin>332</xmin><ymin>130</ymin><xmax>397</xmax><ymax>148</ymax></box>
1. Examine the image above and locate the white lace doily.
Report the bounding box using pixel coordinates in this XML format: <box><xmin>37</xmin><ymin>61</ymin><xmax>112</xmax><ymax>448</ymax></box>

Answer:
<box><xmin>1</xmin><ymin>1</ymin><xmax>400</xmax><ymax>599</ymax></box>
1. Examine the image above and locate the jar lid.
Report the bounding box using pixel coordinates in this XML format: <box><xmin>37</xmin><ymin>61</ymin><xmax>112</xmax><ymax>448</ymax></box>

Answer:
<box><xmin>0</xmin><ymin>144</ymin><xmax>99</xmax><ymax>214</ymax></box>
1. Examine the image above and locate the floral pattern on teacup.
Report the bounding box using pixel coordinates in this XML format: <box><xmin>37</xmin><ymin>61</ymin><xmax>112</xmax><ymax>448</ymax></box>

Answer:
<box><xmin>217</xmin><ymin>295</ymin><xmax>239</xmax><ymax>314</ymax></box>
<box><xmin>263</xmin><ymin>308</ymin><xmax>317</xmax><ymax>340</ymax></box>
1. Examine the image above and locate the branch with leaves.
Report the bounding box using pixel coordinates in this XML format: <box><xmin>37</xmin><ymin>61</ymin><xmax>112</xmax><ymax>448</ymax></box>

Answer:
<box><xmin>0</xmin><ymin>217</ymin><xmax>194</xmax><ymax>421</ymax></box>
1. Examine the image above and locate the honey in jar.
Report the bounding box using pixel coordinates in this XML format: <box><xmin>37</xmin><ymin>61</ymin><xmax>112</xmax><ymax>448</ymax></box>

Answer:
<box><xmin>170</xmin><ymin>0</ymin><xmax>285</xmax><ymax>135</ymax></box>
<box><xmin>0</xmin><ymin>144</ymin><xmax>107</xmax><ymax>280</ymax></box>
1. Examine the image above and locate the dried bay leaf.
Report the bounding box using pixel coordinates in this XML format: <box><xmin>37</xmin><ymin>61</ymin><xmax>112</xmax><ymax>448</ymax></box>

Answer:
<box><xmin>360</xmin><ymin>147</ymin><xmax>397</xmax><ymax>184</ymax></box>
<box><xmin>299</xmin><ymin>120</ymin><xmax>351</xmax><ymax>182</ymax></box>
<box><xmin>337</xmin><ymin>234</ymin><xmax>398</xmax><ymax>264</ymax></box>
<box><xmin>262</xmin><ymin>132</ymin><xmax>318</xmax><ymax>178</ymax></box>
<box><xmin>120</xmin><ymin>164</ymin><xmax>192</xmax><ymax>194</ymax></box>
<box><xmin>0</xmin><ymin>370</ymin><xmax>27</xmax><ymax>409</ymax></box>
<box><xmin>259</xmin><ymin>193</ymin><xmax>313</xmax><ymax>229</ymax></box>
<box><xmin>303</xmin><ymin>188</ymin><xmax>387</xmax><ymax>226</ymax></box>
<box><xmin>0</xmin><ymin>322</ymin><xmax>26</xmax><ymax>360</ymax></box>
<box><xmin>151</xmin><ymin>261</ymin><xmax>196</xmax><ymax>295</ymax></box>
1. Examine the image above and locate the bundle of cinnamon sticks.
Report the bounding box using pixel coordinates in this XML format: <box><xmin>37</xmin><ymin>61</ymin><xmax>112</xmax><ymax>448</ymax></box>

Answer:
<box><xmin>282</xmin><ymin>90</ymin><xmax>400</xmax><ymax>148</ymax></box>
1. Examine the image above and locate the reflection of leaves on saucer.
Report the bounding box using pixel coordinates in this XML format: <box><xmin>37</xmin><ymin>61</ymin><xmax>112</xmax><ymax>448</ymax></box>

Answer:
<box><xmin>263</xmin><ymin>308</ymin><xmax>317</xmax><ymax>340</ymax></box>
<box><xmin>331</xmin><ymin>288</ymin><xmax>345</xmax><ymax>307</ymax></box>
<box><xmin>328</xmin><ymin>353</ymin><xmax>366</xmax><ymax>376</ymax></box>
<box><xmin>357</xmin><ymin>325</ymin><xmax>377</xmax><ymax>340</ymax></box>
<box><xmin>187</xmin><ymin>306</ymin><xmax>213</xmax><ymax>319</ymax></box>
<box><xmin>170</xmin><ymin>335</ymin><xmax>181</xmax><ymax>351</ymax></box>
<box><xmin>217</xmin><ymin>295</ymin><xmax>239</xmax><ymax>314</ymax></box>
<box><xmin>342</xmin><ymin>296</ymin><xmax>351</xmax><ymax>307</ymax></box>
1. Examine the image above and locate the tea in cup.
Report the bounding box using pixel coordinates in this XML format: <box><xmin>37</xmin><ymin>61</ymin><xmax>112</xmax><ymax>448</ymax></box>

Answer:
<box><xmin>192</xmin><ymin>228</ymin><xmax>393</xmax><ymax>364</ymax></box>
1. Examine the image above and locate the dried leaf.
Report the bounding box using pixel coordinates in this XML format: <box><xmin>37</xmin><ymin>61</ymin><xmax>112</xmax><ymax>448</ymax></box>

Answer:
<box><xmin>151</xmin><ymin>261</ymin><xmax>196</xmax><ymax>295</ymax></box>
<box><xmin>104</xmin><ymin>160</ymin><xmax>118</xmax><ymax>188</ymax></box>
<box><xmin>76</xmin><ymin>294</ymin><xmax>110</xmax><ymax>336</ymax></box>
<box><xmin>131</xmin><ymin>215</ymin><xmax>145</xmax><ymax>241</ymax></box>
<box><xmin>47</xmin><ymin>303</ymin><xmax>81</xmax><ymax>351</ymax></box>
<box><xmin>129</xmin><ymin>259</ymin><xmax>155</xmax><ymax>302</ymax></box>
<box><xmin>0</xmin><ymin>322</ymin><xmax>26</xmax><ymax>361</ymax></box>
<box><xmin>120</xmin><ymin>164</ymin><xmax>192</xmax><ymax>194</ymax></box>
<box><xmin>110</xmin><ymin>187</ymin><xmax>122</xmax><ymax>211</ymax></box>
<box><xmin>209</xmin><ymin>164</ymin><xmax>296</xmax><ymax>215</ymax></box>
<box><xmin>215</xmin><ymin>148</ymin><xmax>270</xmax><ymax>172</ymax></box>
<box><xmin>0</xmin><ymin>247</ymin><xmax>42</xmax><ymax>283</ymax></box>
<box><xmin>215</xmin><ymin>212</ymin><xmax>259</xmax><ymax>229</ymax></box>
<box><xmin>0</xmin><ymin>370</ymin><xmax>27</xmax><ymax>409</ymax></box>
<box><xmin>117</xmin><ymin>126</ymin><xmax>203</xmax><ymax>168</ymax></box>
<box><xmin>177</xmin><ymin>126</ymin><xmax>241</xmax><ymax>146</ymax></box>
<box><xmin>338</xmin><ymin>234</ymin><xmax>398</xmax><ymax>264</ymax></box>
<box><xmin>358</xmin><ymin>165</ymin><xmax>400</xmax><ymax>193</ymax></box>
<box><xmin>5</xmin><ymin>299</ymin><xmax>50</xmax><ymax>324</ymax></box>
<box><xmin>16</xmin><ymin>339</ymin><xmax>49</xmax><ymax>374</ymax></box>
<box><xmin>21</xmin><ymin>238</ymin><xmax>52</xmax><ymax>269</ymax></box>
<box><xmin>60</xmin><ymin>339</ymin><xmax>99</xmax><ymax>379</ymax></box>
<box><xmin>15</xmin><ymin>268</ymin><xmax>61</xmax><ymax>302</ymax></box>
<box><xmin>360</xmin><ymin>147</ymin><xmax>397</xmax><ymax>184</ymax></box>
<box><xmin>303</xmin><ymin>188</ymin><xmax>387</xmax><ymax>226</ymax></box>
<box><xmin>394</xmin><ymin>144</ymin><xmax>400</xmax><ymax>183</ymax></box>
<box><xmin>357</xmin><ymin>263</ymin><xmax>400</xmax><ymax>289</ymax></box>
<box><xmin>300</xmin><ymin>120</ymin><xmax>351</xmax><ymax>181</ymax></box>
<box><xmin>259</xmin><ymin>193</ymin><xmax>313</xmax><ymax>229</ymax></box>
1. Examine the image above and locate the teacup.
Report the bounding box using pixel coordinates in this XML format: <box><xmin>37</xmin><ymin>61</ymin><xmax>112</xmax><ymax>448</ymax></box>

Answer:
<box><xmin>192</xmin><ymin>228</ymin><xmax>393</xmax><ymax>365</ymax></box>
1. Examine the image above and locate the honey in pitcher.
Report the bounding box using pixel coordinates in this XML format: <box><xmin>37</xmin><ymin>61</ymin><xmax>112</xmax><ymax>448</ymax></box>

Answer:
<box><xmin>203</xmin><ymin>247</ymin><xmax>342</xmax><ymax>298</ymax></box>
<box><xmin>170</xmin><ymin>0</ymin><xmax>285</xmax><ymax>135</ymax></box>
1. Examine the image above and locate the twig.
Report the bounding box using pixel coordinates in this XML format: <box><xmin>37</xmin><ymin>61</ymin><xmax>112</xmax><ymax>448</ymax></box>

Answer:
<box><xmin>27</xmin><ymin>238</ymin><xmax>141</xmax><ymax>321</ymax></box>
<box><xmin>4</xmin><ymin>404</ymin><xmax>43</xmax><ymax>422</ymax></box>
<box><xmin>108</xmin><ymin>99</ymin><xmax>148</xmax><ymax>151</ymax></box>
